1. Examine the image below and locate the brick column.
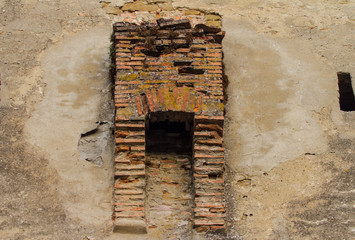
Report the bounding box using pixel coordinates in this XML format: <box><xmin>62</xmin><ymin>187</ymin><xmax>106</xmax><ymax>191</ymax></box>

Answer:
<box><xmin>114</xmin><ymin>116</ymin><xmax>147</xmax><ymax>233</ymax></box>
<box><xmin>113</xmin><ymin>11</ymin><xmax>226</xmax><ymax>233</ymax></box>
<box><xmin>193</xmin><ymin>115</ymin><xmax>226</xmax><ymax>232</ymax></box>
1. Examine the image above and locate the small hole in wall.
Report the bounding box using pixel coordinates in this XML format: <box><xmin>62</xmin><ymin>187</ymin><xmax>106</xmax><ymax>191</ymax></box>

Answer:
<box><xmin>174</xmin><ymin>61</ymin><xmax>192</xmax><ymax>66</ymax></box>
<box><xmin>337</xmin><ymin>72</ymin><xmax>355</xmax><ymax>111</ymax></box>
<box><xmin>178</xmin><ymin>67</ymin><xmax>205</xmax><ymax>75</ymax></box>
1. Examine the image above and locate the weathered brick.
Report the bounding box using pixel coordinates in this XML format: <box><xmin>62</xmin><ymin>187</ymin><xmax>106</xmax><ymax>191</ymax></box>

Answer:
<box><xmin>195</xmin><ymin>212</ymin><xmax>225</xmax><ymax>218</ymax></box>
<box><xmin>176</xmin><ymin>48</ymin><xmax>190</xmax><ymax>53</ymax></box>
<box><xmin>114</xmin><ymin>202</ymin><xmax>144</xmax><ymax>206</ymax></box>
<box><xmin>115</xmin><ymin>189</ymin><xmax>144</xmax><ymax>195</ymax></box>
<box><xmin>114</xmin><ymin>212</ymin><xmax>144</xmax><ymax>218</ymax></box>
<box><xmin>116</xmin><ymin>138</ymin><xmax>145</xmax><ymax>144</ymax></box>
<box><xmin>195</xmin><ymin>203</ymin><xmax>225</xmax><ymax>208</ymax></box>
<box><xmin>115</xmin><ymin>164</ymin><xmax>145</xmax><ymax>170</ymax></box>
<box><xmin>115</xmin><ymin>170</ymin><xmax>146</xmax><ymax>177</ymax></box>
<box><xmin>196</xmin><ymin>139</ymin><xmax>223</xmax><ymax>146</ymax></box>
<box><xmin>116</xmin><ymin>146</ymin><xmax>130</xmax><ymax>152</ymax></box>
<box><xmin>194</xmin><ymin>145</ymin><xmax>224</xmax><ymax>152</ymax></box>
<box><xmin>194</xmin><ymin>154</ymin><xmax>224</xmax><ymax>159</ymax></box>
<box><xmin>131</xmin><ymin>146</ymin><xmax>145</xmax><ymax>151</ymax></box>
<box><xmin>194</xmin><ymin>219</ymin><xmax>225</xmax><ymax>226</ymax></box>
<box><xmin>116</xmin><ymin>123</ymin><xmax>145</xmax><ymax>129</ymax></box>
<box><xmin>115</xmin><ymin>207</ymin><xmax>145</xmax><ymax>212</ymax></box>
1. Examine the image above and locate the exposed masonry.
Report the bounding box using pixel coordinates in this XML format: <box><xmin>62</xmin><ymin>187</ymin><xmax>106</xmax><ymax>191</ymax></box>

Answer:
<box><xmin>113</xmin><ymin>10</ymin><xmax>226</xmax><ymax>233</ymax></box>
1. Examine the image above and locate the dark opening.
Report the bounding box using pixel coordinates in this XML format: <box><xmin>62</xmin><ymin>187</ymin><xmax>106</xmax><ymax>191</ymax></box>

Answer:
<box><xmin>178</xmin><ymin>67</ymin><xmax>204</xmax><ymax>75</ymax></box>
<box><xmin>146</xmin><ymin>111</ymin><xmax>194</xmax><ymax>155</ymax></box>
<box><xmin>337</xmin><ymin>72</ymin><xmax>355</xmax><ymax>111</ymax></box>
<box><xmin>174</xmin><ymin>61</ymin><xmax>192</xmax><ymax>66</ymax></box>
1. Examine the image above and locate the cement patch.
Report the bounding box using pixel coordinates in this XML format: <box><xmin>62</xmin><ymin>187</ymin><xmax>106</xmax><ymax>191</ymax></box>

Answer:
<box><xmin>24</xmin><ymin>25</ymin><xmax>114</xmax><ymax>226</ymax></box>
<box><xmin>223</xmin><ymin>19</ymin><xmax>332</xmax><ymax>174</ymax></box>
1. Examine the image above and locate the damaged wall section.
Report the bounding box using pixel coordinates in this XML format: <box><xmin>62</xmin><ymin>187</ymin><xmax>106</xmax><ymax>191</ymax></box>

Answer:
<box><xmin>113</xmin><ymin>9</ymin><xmax>226</xmax><ymax>234</ymax></box>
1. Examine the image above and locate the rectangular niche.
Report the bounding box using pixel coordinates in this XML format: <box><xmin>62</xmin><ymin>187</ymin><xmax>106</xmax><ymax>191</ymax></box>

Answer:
<box><xmin>145</xmin><ymin>111</ymin><xmax>194</xmax><ymax>155</ymax></box>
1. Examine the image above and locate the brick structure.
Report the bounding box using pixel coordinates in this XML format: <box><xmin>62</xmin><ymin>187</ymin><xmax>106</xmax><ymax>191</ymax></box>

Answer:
<box><xmin>113</xmin><ymin>10</ymin><xmax>226</xmax><ymax>233</ymax></box>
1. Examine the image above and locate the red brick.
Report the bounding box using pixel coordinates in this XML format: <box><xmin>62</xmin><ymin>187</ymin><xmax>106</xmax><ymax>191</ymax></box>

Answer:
<box><xmin>151</xmin><ymin>89</ymin><xmax>159</xmax><ymax>111</ymax></box>
<box><xmin>196</xmin><ymin>139</ymin><xmax>223</xmax><ymax>146</ymax></box>
<box><xmin>181</xmin><ymin>91</ymin><xmax>190</xmax><ymax>111</ymax></box>
<box><xmin>176</xmin><ymin>48</ymin><xmax>190</xmax><ymax>53</ymax></box>
<box><xmin>116</xmin><ymin>123</ymin><xmax>145</xmax><ymax>129</ymax></box>
<box><xmin>118</xmin><ymin>131</ymin><xmax>145</xmax><ymax>137</ymax></box>
<box><xmin>145</xmin><ymin>89</ymin><xmax>154</xmax><ymax>112</ymax></box>
<box><xmin>115</xmin><ymin>103</ymin><xmax>129</xmax><ymax>108</ymax></box>
<box><xmin>115</xmin><ymin>164</ymin><xmax>145</xmax><ymax>171</ymax></box>
<box><xmin>116</xmin><ymin>138</ymin><xmax>145</xmax><ymax>144</ymax></box>
<box><xmin>131</xmin><ymin>57</ymin><xmax>145</xmax><ymax>61</ymax></box>
<box><xmin>117</xmin><ymin>66</ymin><xmax>132</xmax><ymax>70</ymax></box>
<box><xmin>115</xmin><ymin>170</ymin><xmax>146</xmax><ymax>177</ymax></box>
<box><xmin>195</xmin><ymin>203</ymin><xmax>225</xmax><ymax>208</ymax></box>
<box><xmin>209</xmin><ymin>61</ymin><xmax>222</xmax><ymax>66</ymax></box>
<box><xmin>193</xmin><ymin>173</ymin><xmax>208</xmax><ymax>178</ymax></box>
<box><xmin>114</xmin><ymin>202</ymin><xmax>144</xmax><ymax>206</ymax></box>
<box><xmin>115</xmin><ymin>207</ymin><xmax>145</xmax><ymax>212</ymax></box>
<box><xmin>116</xmin><ymin>43</ymin><xmax>132</xmax><ymax>48</ymax></box>
<box><xmin>195</xmin><ymin>192</ymin><xmax>224</xmax><ymax>196</ymax></box>
<box><xmin>116</xmin><ymin>81</ymin><xmax>141</xmax><ymax>85</ymax></box>
<box><xmin>196</xmin><ymin>124</ymin><xmax>223</xmax><ymax>135</ymax></box>
<box><xmin>115</xmin><ymin>98</ymin><xmax>131</xmax><ymax>103</ymax></box>
<box><xmin>131</xmin><ymin>146</ymin><xmax>145</xmax><ymax>151</ymax></box>
<box><xmin>116</xmin><ymin>146</ymin><xmax>130</xmax><ymax>152</ymax></box>
<box><xmin>114</xmin><ymin>212</ymin><xmax>144</xmax><ymax>218</ymax></box>
<box><xmin>204</xmin><ymin>53</ymin><xmax>221</xmax><ymax>57</ymax></box>
<box><xmin>115</xmin><ymin>195</ymin><xmax>145</xmax><ymax>201</ymax></box>
<box><xmin>194</xmin><ymin>154</ymin><xmax>224</xmax><ymax>159</ymax></box>
<box><xmin>194</xmin><ymin>95</ymin><xmax>202</xmax><ymax>112</ymax></box>
<box><xmin>116</xmin><ymin>52</ymin><xmax>131</xmax><ymax>57</ymax></box>
<box><xmin>194</xmin><ymin>145</ymin><xmax>224</xmax><ymax>152</ymax></box>
<box><xmin>208</xmin><ymin>70</ymin><xmax>222</xmax><ymax>74</ymax></box>
<box><xmin>128</xmin><ymin>153</ymin><xmax>145</xmax><ymax>159</ymax></box>
<box><xmin>115</xmin><ymin>189</ymin><xmax>144</xmax><ymax>195</ymax></box>
<box><xmin>210</xmin><ymin>208</ymin><xmax>226</xmax><ymax>213</ymax></box>
<box><xmin>114</xmin><ymin>158</ymin><xmax>130</xmax><ymax>164</ymax></box>
<box><xmin>135</xmin><ymin>95</ymin><xmax>143</xmax><ymax>115</ymax></box>
<box><xmin>194</xmin><ymin>219</ymin><xmax>224</xmax><ymax>226</ymax></box>
<box><xmin>195</xmin><ymin>213</ymin><xmax>225</xmax><ymax>218</ymax></box>
<box><xmin>116</xmin><ymin>57</ymin><xmax>130</xmax><ymax>62</ymax></box>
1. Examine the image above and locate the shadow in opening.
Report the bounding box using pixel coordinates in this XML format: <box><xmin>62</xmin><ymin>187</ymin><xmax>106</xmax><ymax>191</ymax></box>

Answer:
<box><xmin>337</xmin><ymin>72</ymin><xmax>355</xmax><ymax>111</ymax></box>
<box><xmin>146</xmin><ymin>111</ymin><xmax>194</xmax><ymax>155</ymax></box>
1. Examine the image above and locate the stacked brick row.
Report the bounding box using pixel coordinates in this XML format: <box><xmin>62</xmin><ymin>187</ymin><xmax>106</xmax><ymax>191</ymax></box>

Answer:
<box><xmin>113</xmin><ymin>10</ymin><xmax>226</xmax><ymax>233</ymax></box>
<box><xmin>114</xmin><ymin>116</ymin><xmax>146</xmax><ymax>232</ymax></box>
<box><xmin>193</xmin><ymin>116</ymin><xmax>226</xmax><ymax>231</ymax></box>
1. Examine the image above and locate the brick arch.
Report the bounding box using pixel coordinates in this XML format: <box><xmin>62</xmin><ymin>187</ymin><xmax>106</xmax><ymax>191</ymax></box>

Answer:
<box><xmin>135</xmin><ymin>86</ymin><xmax>202</xmax><ymax>115</ymax></box>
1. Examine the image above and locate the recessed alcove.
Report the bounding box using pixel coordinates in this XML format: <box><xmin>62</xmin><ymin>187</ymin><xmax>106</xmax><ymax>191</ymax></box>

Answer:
<box><xmin>145</xmin><ymin>111</ymin><xmax>194</xmax><ymax>155</ymax></box>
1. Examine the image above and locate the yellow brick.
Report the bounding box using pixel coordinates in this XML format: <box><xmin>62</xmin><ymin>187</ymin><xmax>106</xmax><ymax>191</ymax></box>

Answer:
<box><xmin>206</xmin><ymin>21</ymin><xmax>222</xmax><ymax>28</ymax></box>
<box><xmin>184</xmin><ymin>10</ymin><xmax>201</xmax><ymax>15</ymax></box>
<box><xmin>205</xmin><ymin>14</ymin><xmax>221</xmax><ymax>21</ymax></box>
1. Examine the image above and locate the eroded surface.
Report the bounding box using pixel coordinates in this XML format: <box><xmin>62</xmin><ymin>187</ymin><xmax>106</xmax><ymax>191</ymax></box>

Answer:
<box><xmin>146</xmin><ymin>154</ymin><xmax>194</xmax><ymax>239</ymax></box>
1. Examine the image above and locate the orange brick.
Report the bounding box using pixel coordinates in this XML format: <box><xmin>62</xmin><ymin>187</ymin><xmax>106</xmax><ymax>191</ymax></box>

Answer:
<box><xmin>116</xmin><ymin>146</ymin><xmax>130</xmax><ymax>152</ymax></box>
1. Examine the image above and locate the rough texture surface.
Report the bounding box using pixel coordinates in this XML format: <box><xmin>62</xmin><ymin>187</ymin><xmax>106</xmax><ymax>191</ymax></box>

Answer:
<box><xmin>0</xmin><ymin>0</ymin><xmax>354</xmax><ymax>239</ymax></box>
<box><xmin>112</xmin><ymin>11</ymin><xmax>226</xmax><ymax>234</ymax></box>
